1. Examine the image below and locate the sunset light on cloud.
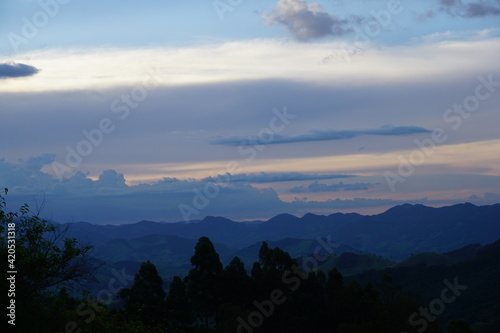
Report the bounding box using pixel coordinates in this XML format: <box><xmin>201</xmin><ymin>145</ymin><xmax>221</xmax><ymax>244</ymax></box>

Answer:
<box><xmin>1</xmin><ymin>0</ymin><xmax>500</xmax><ymax>223</ymax></box>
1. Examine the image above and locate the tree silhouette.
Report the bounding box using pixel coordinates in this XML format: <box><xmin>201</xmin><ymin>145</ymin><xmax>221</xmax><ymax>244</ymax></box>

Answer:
<box><xmin>118</xmin><ymin>260</ymin><xmax>166</xmax><ymax>326</ymax></box>
<box><xmin>166</xmin><ymin>276</ymin><xmax>193</xmax><ymax>326</ymax></box>
<box><xmin>218</xmin><ymin>256</ymin><xmax>252</xmax><ymax>331</ymax></box>
<box><xmin>185</xmin><ymin>236</ymin><xmax>223</xmax><ymax>328</ymax></box>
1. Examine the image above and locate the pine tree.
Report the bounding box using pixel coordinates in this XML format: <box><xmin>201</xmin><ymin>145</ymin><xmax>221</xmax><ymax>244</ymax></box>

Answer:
<box><xmin>185</xmin><ymin>236</ymin><xmax>223</xmax><ymax>328</ymax></box>
<box><xmin>221</xmin><ymin>256</ymin><xmax>251</xmax><ymax>304</ymax></box>
<box><xmin>118</xmin><ymin>261</ymin><xmax>166</xmax><ymax>326</ymax></box>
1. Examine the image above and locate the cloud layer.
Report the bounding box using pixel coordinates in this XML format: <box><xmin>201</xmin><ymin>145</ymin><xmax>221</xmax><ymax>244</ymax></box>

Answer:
<box><xmin>210</xmin><ymin>125</ymin><xmax>432</xmax><ymax>146</ymax></box>
<box><xmin>203</xmin><ymin>172</ymin><xmax>354</xmax><ymax>183</ymax></box>
<box><xmin>290</xmin><ymin>181</ymin><xmax>379</xmax><ymax>193</ymax></box>
<box><xmin>2</xmin><ymin>153</ymin><xmax>500</xmax><ymax>224</ymax></box>
<box><xmin>0</xmin><ymin>155</ymin><xmax>397</xmax><ymax>223</ymax></box>
<box><xmin>2</xmin><ymin>38</ymin><xmax>499</xmax><ymax>93</ymax></box>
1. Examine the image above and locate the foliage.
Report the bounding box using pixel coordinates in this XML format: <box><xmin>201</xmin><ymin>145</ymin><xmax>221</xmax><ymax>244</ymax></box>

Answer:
<box><xmin>1</xmin><ymin>192</ymin><xmax>97</xmax><ymax>332</ymax></box>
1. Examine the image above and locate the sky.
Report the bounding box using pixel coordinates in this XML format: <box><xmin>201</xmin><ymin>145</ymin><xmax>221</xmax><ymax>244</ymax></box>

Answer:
<box><xmin>1</xmin><ymin>0</ymin><xmax>500</xmax><ymax>224</ymax></box>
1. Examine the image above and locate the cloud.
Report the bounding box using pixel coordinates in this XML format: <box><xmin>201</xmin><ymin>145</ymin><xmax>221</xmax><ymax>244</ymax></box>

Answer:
<box><xmin>210</xmin><ymin>125</ymin><xmax>432</xmax><ymax>146</ymax></box>
<box><xmin>0</xmin><ymin>156</ymin><xmax>284</xmax><ymax>223</ymax></box>
<box><xmin>202</xmin><ymin>172</ymin><xmax>354</xmax><ymax>183</ymax></box>
<box><xmin>0</xmin><ymin>155</ymin><xmax>435</xmax><ymax>224</ymax></box>
<box><xmin>468</xmin><ymin>192</ymin><xmax>500</xmax><ymax>203</ymax></box>
<box><xmin>263</xmin><ymin>0</ymin><xmax>351</xmax><ymax>41</ymax></box>
<box><xmin>419</xmin><ymin>28</ymin><xmax>500</xmax><ymax>42</ymax></box>
<box><xmin>2</xmin><ymin>154</ymin><xmax>497</xmax><ymax>224</ymax></box>
<box><xmin>414</xmin><ymin>10</ymin><xmax>437</xmax><ymax>22</ymax></box>
<box><xmin>97</xmin><ymin>170</ymin><xmax>127</xmax><ymax>188</ymax></box>
<box><xmin>0</xmin><ymin>62</ymin><xmax>39</xmax><ymax>79</ymax></box>
<box><xmin>0</xmin><ymin>154</ymin><xmax>128</xmax><ymax>193</ymax></box>
<box><xmin>290</xmin><ymin>181</ymin><xmax>379</xmax><ymax>193</ymax></box>
<box><xmin>438</xmin><ymin>0</ymin><xmax>500</xmax><ymax>17</ymax></box>
<box><xmin>0</xmin><ymin>154</ymin><xmax>55</xmax><ymax>189</ymax></box>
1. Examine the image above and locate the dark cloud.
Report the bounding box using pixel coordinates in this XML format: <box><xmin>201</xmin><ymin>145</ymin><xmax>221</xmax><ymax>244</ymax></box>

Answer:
<box><xmin>0</xmin><ymin>154</ymin><xmax>55</xmax><ymax>189</ymax></box>
<box><xmin>438</xmin><ymin>0</ymin><xmax>500</xmax><ymax>17</ymax></box>
<box><xmin>290</xmin><ymin>181</ymin><xmax>379</xmax><ymax>193</ymax></box>
<box><xmin>465</xmin><ymin>1</ymin><xmax>500</xmax><ymax>17</ymax></box>
<box><xmin>211</xmin><ymin>125</ymin><xmax>432</xmax><ymax>147</ymax></box>
<box><xmin>263</xmin><ymin>0</ymin><xmax>351</xmax><ymax>41</ymax></box>
<box><xmin>203</xmin><ymin>172</ymin><xmax>354</xmax><ymax>183</ymax></box>
<box><xmin>97</xmin><ymin>170</ymin><xmax>127</xmax><ymax>188</ymax></box>
<box><xmin>0</xmin><ymin>155</ymin><xmax>128</xmax><ymax>193</ymax></box>
<box><xmin>0</xmin><ymin>62</ymin><xmax>39</xmax><ymax>79</ymax></box>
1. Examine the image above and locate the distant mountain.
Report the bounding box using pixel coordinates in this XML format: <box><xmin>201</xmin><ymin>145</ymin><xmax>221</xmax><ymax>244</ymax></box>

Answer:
<box><xmin>62</xmin><ymin>217</ymin><xmax>258</xmax><ymax>247</ymax></box>
<box><xmin>62</xmin><ymin>202</ymin><xmax>500</xmax><ymax>260</ymax></box>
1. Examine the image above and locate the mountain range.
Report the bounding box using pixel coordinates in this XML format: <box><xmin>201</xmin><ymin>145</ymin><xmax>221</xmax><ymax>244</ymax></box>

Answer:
<box><xmin>62</xmin><ymin>202</ymin><xmax>500</xmax><ymax>261</ymax></box>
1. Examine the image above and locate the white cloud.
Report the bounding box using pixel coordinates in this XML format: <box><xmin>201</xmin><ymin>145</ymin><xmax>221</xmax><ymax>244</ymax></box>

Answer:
<box><xmin>1</xmin><ymin>37</ymin><xmax>499</xmax><ymax>93</ymax></box>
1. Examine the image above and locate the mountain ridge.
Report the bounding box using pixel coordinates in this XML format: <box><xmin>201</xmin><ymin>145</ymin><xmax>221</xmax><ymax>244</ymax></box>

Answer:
<box><xmin>61</xmin><ymin>202</ymin><xmax>500</xmax><ymax>260</ymax></box>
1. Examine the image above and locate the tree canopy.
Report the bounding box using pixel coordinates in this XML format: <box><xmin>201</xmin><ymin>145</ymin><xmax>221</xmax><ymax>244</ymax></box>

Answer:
<box><xmin>1</xmin><ymin>192</ymin><xmax>96</xmax><ymax>332</ymax></box>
